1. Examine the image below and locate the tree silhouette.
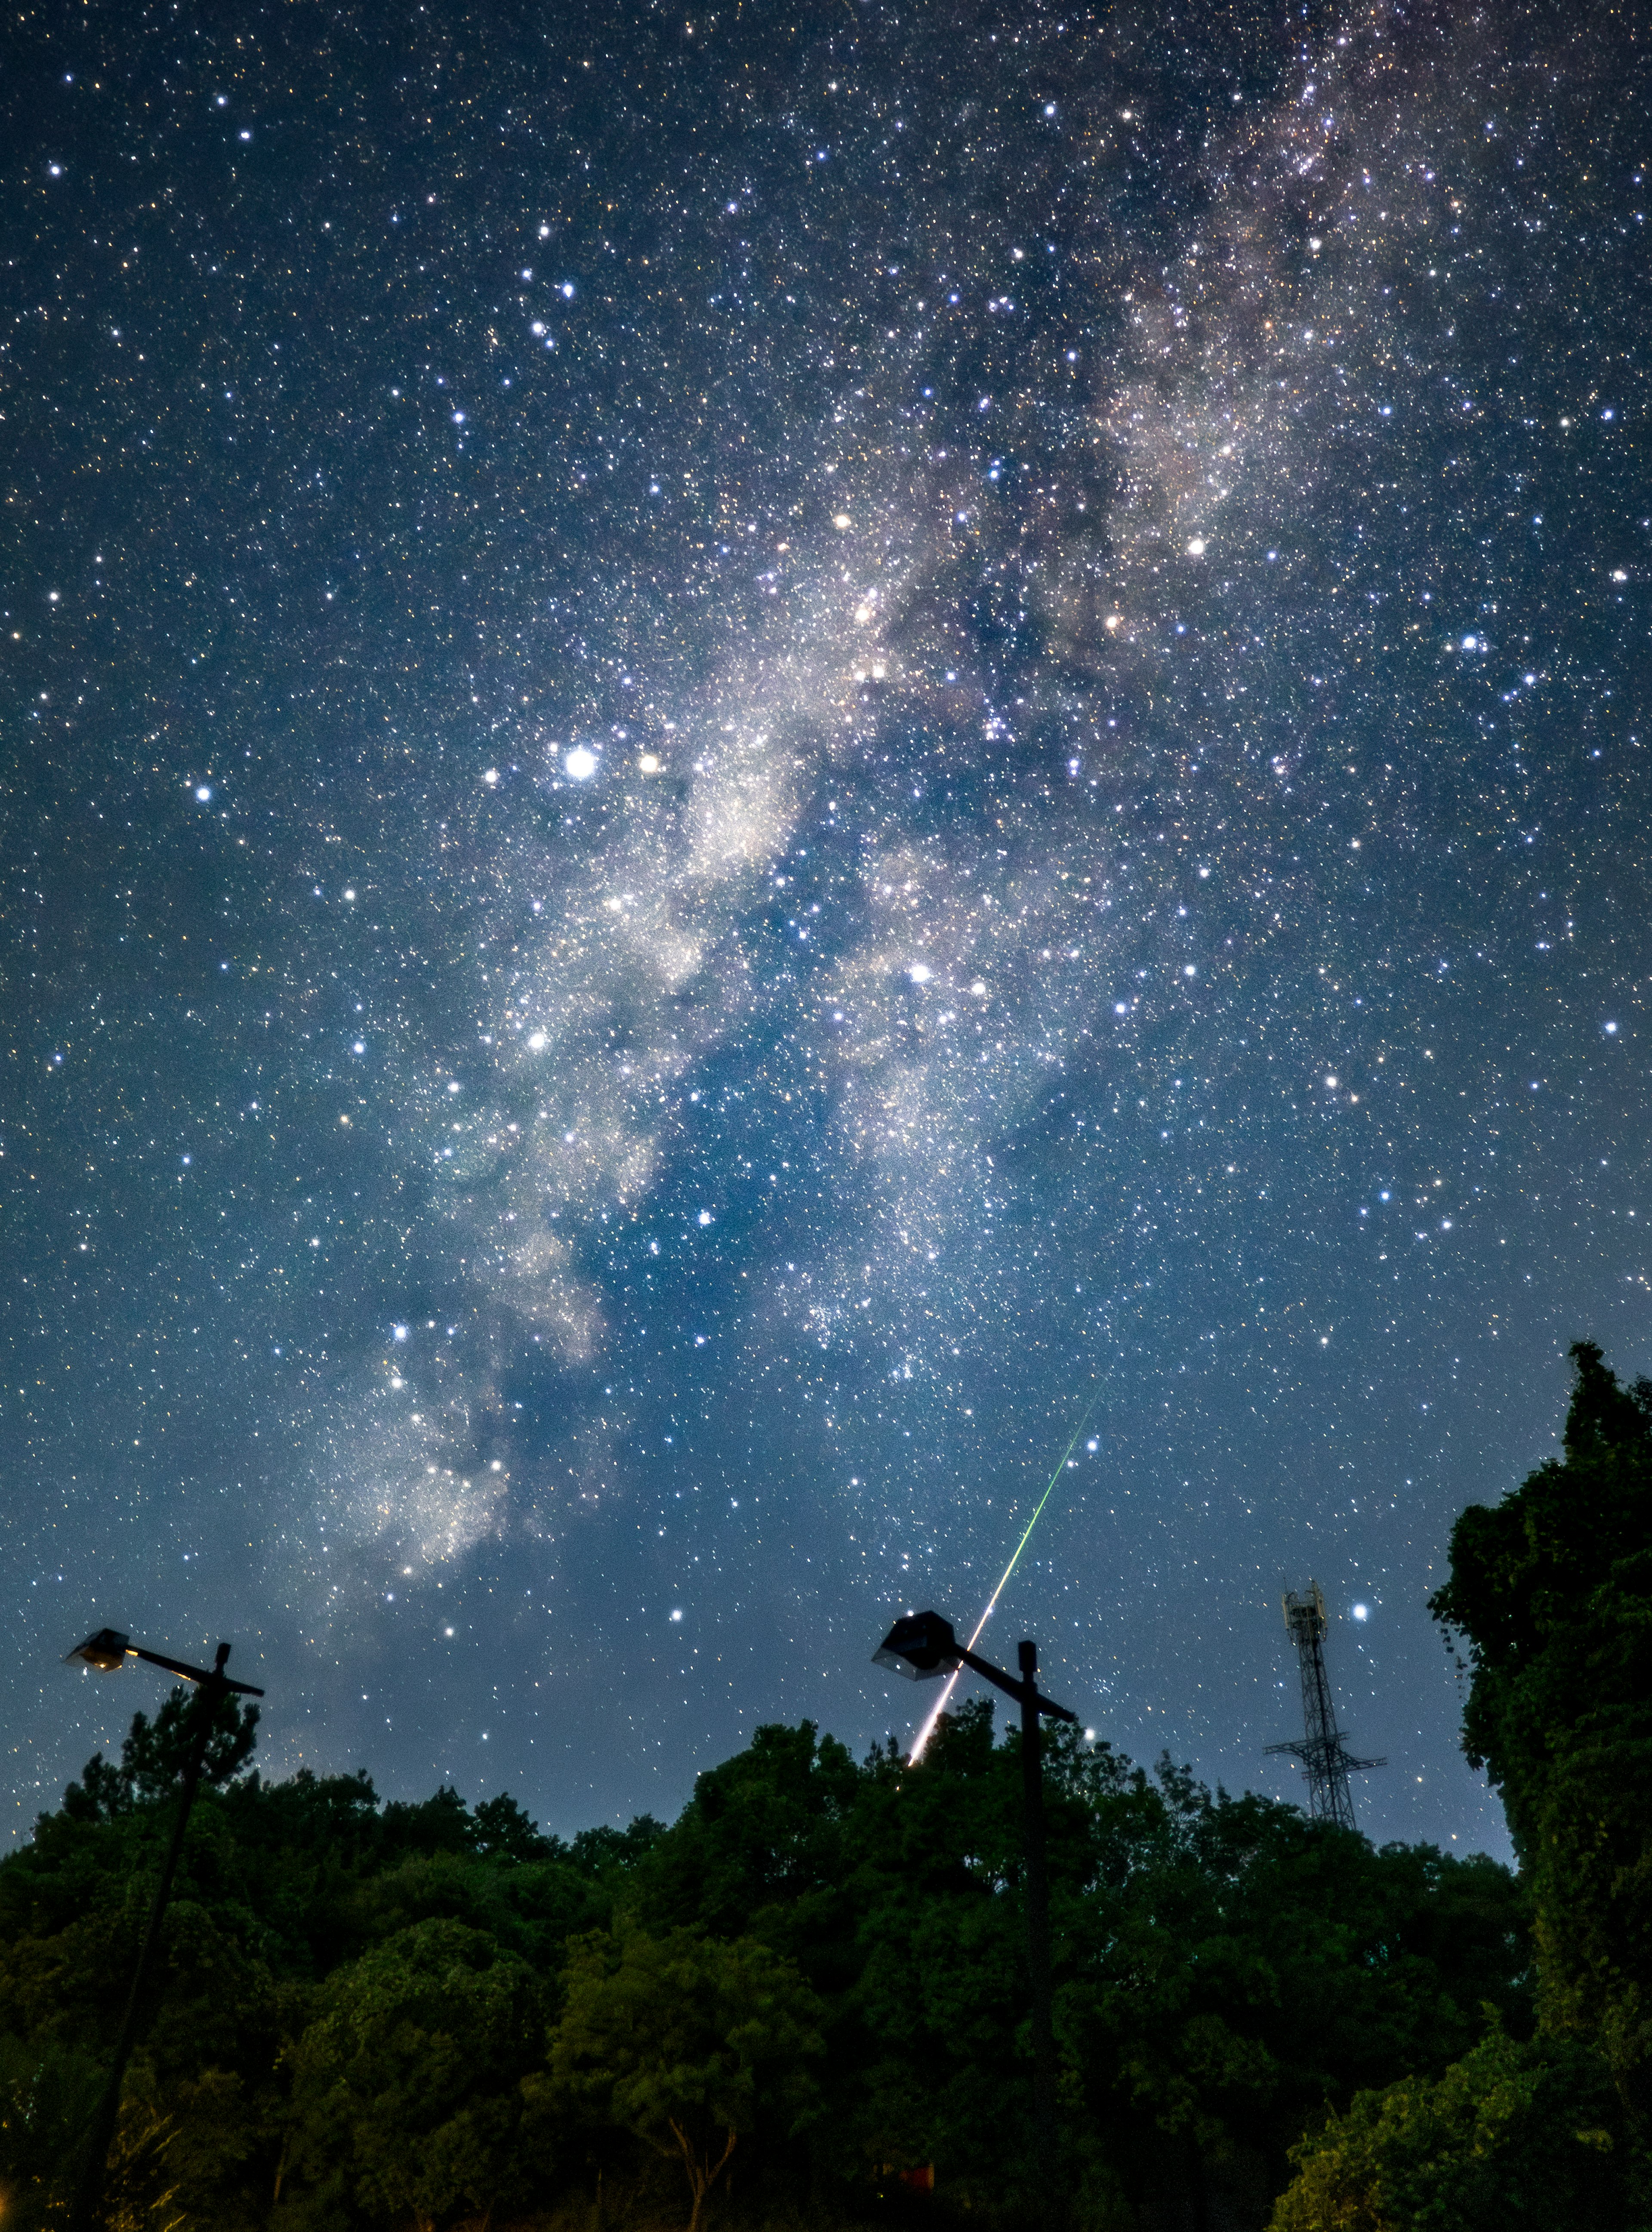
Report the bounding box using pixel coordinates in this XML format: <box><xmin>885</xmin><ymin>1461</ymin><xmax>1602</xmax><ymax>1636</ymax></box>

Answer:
<box><xmin>1431</xmin><ymin>1339</ymin><xmax>1652</xmax><ymax>2124</ymax></box>
<box><xmin>548</xmin><ymin>1922</ymin><xmax>823</xmax><ymax>2232</ymax></box>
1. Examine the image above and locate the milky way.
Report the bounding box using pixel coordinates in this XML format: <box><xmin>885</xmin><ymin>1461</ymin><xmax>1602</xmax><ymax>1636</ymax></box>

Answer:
<box><xmin>5</xmin><ymin>1</ymin><xmax>1649</xmax><ymax>1852</ymax></box>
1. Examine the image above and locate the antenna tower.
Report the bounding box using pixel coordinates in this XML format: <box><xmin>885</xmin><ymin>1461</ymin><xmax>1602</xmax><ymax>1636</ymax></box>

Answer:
<box><xmin>1264</xmin><ymin>1581</ymin><xmax>1384</xmax><ymax>1830</ymax></box>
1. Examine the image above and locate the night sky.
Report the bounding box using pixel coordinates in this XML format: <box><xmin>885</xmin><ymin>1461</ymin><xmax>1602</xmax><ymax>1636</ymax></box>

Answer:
<box><xmin>5</xmin><ymin>0</ymin><xmax>1649</xmax><ymax>1858</ymax></box>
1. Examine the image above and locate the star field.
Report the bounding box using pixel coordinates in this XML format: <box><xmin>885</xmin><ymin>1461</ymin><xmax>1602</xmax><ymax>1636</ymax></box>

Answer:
<box><xmin>4</xmin><ymin>0</ymin><xmax>1650</xmax><ymax>1854</ymax></box>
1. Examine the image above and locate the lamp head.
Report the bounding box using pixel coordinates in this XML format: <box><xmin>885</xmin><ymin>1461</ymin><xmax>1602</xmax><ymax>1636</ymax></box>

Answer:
<box><xmin>873</xmin><ymin>1609</ymin><xmax>960</xmax><ymax>1680</ymax></box>
<box><xmin>67</xmin><ymin>1629</ymin><xmax>132</xmax><ymax>1672</ymax></box>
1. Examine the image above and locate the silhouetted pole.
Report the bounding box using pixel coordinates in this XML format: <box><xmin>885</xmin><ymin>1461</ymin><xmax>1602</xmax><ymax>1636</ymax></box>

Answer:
<box><xmin>872</xmin><ymin>1610</ymin><xmax>1076</xmax><ymax>2222</ymax></box>
<box><xmin>1018</xmin><ymin>1638</ymin><xmax>1058</xmax><ymax>2202</ymax></box>
<box><xmin>63</xmin><ymin>1635</ymin><xmax>262</xmax><ymax>2232</ymax></box>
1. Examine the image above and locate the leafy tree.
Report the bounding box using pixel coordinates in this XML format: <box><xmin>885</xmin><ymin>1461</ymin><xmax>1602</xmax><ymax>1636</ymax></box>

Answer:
<box><xmin>0</xmin><ymin>2032</ymin><xmax>103</xmax><ymax>2229</ymax></box>
<box><xmin>0</xmin><ymin>1680</ymin><xmax>1541</xmax><ymax>2230</ymax></box>
<box><xmin>617</xmin><ymin>1702</ymin><xmax>1532</xmax><ymax>2226</ymax></box>
<box><xmin>1430</xmin><ymin>1340</ymin><xmax>1652</xmax><ymax>2121</ymax></box>
<box><xmin>60</xmin><ymin>1749</ymin><xmax>133</xmax><ymax>1824</ymax></box>
<box><xmin>1047</xmin><ymin>1741</ymin><xmax>1532</xmax><ymax>2229</ymax></box>
<box><xmin>790</xmin><ymin>1704</ymin><xmax>1526</xmax><ymax>2228</ymax></box>
<box><xmin>378</xmin><ymin>1785</ymin><xmax>478</xmax><ymax>1860</ymax></box>
<box><xmin>845</xmin><ymin>1702</ymin><xmax>1041</xmax><ymax>2209</ymax></box>
<box><xmin>472</xmin><ymin>1791</ymin><xmax>552</xmax><ymax>1862</ymax></box>
<box><xmin>62</xmin><ymin>1684</ymin><xmax>260</xmax><ymax>1821</ymax></box>
<box><xmin>281</xmin><ymin>1918</ymin><xmax>546</xmax><ymax>2232</ymax></box>
<box><xmin>569</xmin><ymin>1815</ymin><xmax>669</xmax><ymax>1878</ymax></box>
<box><xmin>547</xmin><ymin>1921</ymin><xmax>825</xmax><ymax>2232</ymax></box>
<box><xmin>1269</xmin><ymin>2024</ymin><xmax>1630</xmax><ymax>2230</ymax></box>
<box><xmin>636</xmin><ymin>1721</ymin><xmax>863</xmax><ymax>1945</ymax></box>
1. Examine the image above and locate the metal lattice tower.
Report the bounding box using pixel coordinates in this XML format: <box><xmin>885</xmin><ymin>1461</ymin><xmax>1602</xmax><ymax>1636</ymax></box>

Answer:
<box><xmin>1264</xmin><ymin>1582</ymin><xmax>1385</xmax><ymax>1830</ymax></box>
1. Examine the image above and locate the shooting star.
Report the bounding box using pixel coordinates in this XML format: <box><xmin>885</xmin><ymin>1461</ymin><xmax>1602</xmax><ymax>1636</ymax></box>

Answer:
<box><xmin>907</xmin><ymin>1389</ymin><xmax>1101</xmax><ymax>1760</ymax></box>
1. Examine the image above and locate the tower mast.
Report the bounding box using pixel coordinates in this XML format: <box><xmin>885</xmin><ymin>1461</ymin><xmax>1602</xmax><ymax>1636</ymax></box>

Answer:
<box><xmin>1264</xmin><ymin>1581</ymin><xmax>1384</xmax><ymax>1830</ymax></box>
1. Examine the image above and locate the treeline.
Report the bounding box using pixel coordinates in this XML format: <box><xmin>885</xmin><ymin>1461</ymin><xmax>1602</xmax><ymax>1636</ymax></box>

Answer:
<box><xmin>0</xmin><ymin>1341</ymin><xmax>1647</xmax><ymax>2231</ymax></box>
<box><xmin>0</xmin><ymin>1707</ymin><xmax>1526</xmax><ymax>2231</ymax></box>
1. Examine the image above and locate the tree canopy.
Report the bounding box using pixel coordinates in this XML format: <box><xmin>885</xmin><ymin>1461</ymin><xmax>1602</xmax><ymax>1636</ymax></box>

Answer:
<box><xmin>1271</xmin><ymin>2024</ymin><xmax>1630</xmax><ymax>2232</ymax></box>
<box><xmin>546</xmin><ymin>1921</ymin><xmax>824</xmax><ymax>2232</ymax></box>
<box><xmin>1430</xmin><ymin>1339</ymin><xmax>1652</xmax><ymax>2123</ymax></box>
<box><xmin>1269</xmin><ymin>1337</ymin><xmax>1652</xmax><ymax>2229</ymax></box>
<box><xmin>0</xmin><ymin>1680</ymin><xmax>1535</xmax><ymax>2231</ymax></box>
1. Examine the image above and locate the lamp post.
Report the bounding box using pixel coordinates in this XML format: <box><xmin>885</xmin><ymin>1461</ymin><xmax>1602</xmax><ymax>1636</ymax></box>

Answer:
<box><xmin>874</xmin><ymin>1609</ymin><xmax>1077</xmax><ymax>2210</ymax></box>
<box><xmin>62</xmin><ymin>1628</ymin><xmax>264</xmax><ymax>2232</ymax></box>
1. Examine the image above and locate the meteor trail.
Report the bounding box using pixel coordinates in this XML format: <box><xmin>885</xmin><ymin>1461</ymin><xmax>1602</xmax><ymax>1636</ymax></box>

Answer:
<box><xmin>907</xmin><ymin>1389</ymin><xmax>1101</xmax><ymax>1761</ymax></box>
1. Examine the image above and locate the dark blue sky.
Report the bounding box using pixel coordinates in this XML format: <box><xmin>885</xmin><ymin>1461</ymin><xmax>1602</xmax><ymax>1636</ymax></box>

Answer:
<box><xmin>4</xmin><ymin>0</ymin><xmax>1647</xmax><ymax>1858</ymax></box>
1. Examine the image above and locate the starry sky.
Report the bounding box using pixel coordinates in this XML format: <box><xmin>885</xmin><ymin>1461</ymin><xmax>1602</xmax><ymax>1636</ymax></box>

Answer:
<box><xmin>4</xmin><ymin>0</ymin><xmax>1649</xmax><ymax>1856</ymax></box>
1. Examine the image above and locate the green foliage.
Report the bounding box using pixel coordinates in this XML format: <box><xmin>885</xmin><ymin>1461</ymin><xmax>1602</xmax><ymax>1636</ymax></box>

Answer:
<box><xmin>281</xmin><ymin>1918</ymin><xmax>548</xmax><ymax>2232</ymax></box>
<box><xmin>546</xmin><ymin>1922</ymin><xmax>824</xmax><ymax>2232</ymax></box>
<box><xmin>62</xmin><ymin>1685</ymin><xmax>261</xmax><ymax>1821</ymax></box>
<box><xmin>0</xmin><ymin>2031</ymin><xmax>103</xmax><ymax>2229</ymax></box>
<box><xmin>0</xmin><ymin>1760</ymin><xmax>636</xmax><ymax>2228</ymax></box>
<box><xmin>1052</xmin><ymin>1754</ymin><xmax>1533</xmax><ymax>2228</ymax></box>
<box><xmin>1431</xmin><ymin>1340</ymin><xmax>1652</xmax><ymax>2115</ymax></box>
<box><xmin>1264</xmin><ymin>1330</ymin><xmax>1652</xmax><ymax>2229</ymax></box>
<box><xmin>0</xmin><ymin>1695</ymin><xmax>1541</xmax><ymax>2229</ymax></box>
<box><xmin>473</xmin><ymin>1791</ymin><xmax>552</xmax><ymax>1862</ymax></box>
<box><xmin>1269</xmin><ymin>2025</ymin><xmax>1633</xmax><ymax>2231</ymax></box>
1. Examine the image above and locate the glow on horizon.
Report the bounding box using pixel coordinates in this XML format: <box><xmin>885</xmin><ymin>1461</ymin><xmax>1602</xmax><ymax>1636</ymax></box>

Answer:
<box><xmin>907</xmin><ymin>1389</ymin><xmax>1101</xmax><ymax>1762</ymax></box>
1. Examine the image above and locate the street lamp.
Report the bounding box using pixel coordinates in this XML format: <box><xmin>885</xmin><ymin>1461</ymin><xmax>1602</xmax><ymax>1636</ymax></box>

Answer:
<box><xmin>874</xmin><ymin>1610</ymin><xmax>1077</xmax><ymax>2205</ymax></box>
<box><xmin>62</xmin><ymin>1629</ymin><xmax>264</xmax><ymax>2232</ymax></box>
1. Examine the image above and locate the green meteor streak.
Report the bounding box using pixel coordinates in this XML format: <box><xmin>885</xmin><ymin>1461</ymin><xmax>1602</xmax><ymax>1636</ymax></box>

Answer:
<box><xmin>984</xmin><ymin>1389</ymin><xmax>1103</xmax><ymax>1611</ymax></box>
<box><xmin>909</xmin><ymin>1385</ymin><xmax>1102</xmax><ymax>1760</ymax></box>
